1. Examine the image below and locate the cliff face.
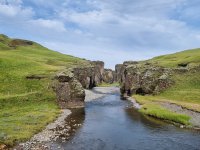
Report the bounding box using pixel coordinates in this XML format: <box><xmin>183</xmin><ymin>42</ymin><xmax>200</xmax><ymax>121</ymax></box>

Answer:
<box><xmin>91</xmin><ymin>61</ymin><xmax>105</xmax><ymax>85</ymax></box>
<box><xmin>52</xmin><ymin>60</ymin><xmax>116</xmax><ymax>108</ymax></box>
<box><xmin>73</xmin><ymin>61</ymin><xmax>105</xmax><ymax>89</ymax></box>
<box><xmin>52</xmin><ymin>70</ymin><xmax>85</xmax><ymax>108</ymax></box>
<box><xmin>117</xmin><ymin>62</ymin><xmax>174</xmax><ymax>96</ymax></box>
<box><xmin>115</xmin><ymin>64</ymin><xmax>123</xmax><ymax>82</ymax></box>
<box><xmin>102</xmin><ymin>69</ymin><xmax>115</xmax><ymax>83</ymax></box>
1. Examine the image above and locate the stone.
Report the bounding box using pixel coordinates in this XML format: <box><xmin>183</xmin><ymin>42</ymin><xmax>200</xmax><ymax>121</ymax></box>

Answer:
<box><xmin>8</xmin><ymin>39</ymin><xmax>33</xmax><ymax>48</ymax></box>
<box><xmin>115</xmin><ymin>64</ymin><xmax>124</xmax><ymax>82</ymax></box>
<box><xmin>0</xmin><ymin>144</ymin><xmax>7</xmax><ymax>150</ymax></box>
<box><xmin>102</xmin><ymin>69</ymin><xmax>115</xmax><ymax>83</ymax></box>
<box><xmin>91</xmin><ymin>61</ymin><xmax>104</xmax><ymax>85</ymax></box>
<box><xmin>52</xmin><ymin>70</ymin><xmax>85</xmax><ymax>108</ymax></box>
<box><xmin>119</xmin><ymin>63</ymin><xmax>174</xmax><ymax>96</ymax></box>
<box><xmin>73</xmin><ymin>66</ymin><xmax>96</xmax><ymax>89</ymax></box>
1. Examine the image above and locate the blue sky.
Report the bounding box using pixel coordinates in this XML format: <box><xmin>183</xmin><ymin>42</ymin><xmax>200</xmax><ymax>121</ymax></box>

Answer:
<box><xmin>1</xmin><ymin>0</ymin><xmax>200</xmax><ymax>68</ymax></box>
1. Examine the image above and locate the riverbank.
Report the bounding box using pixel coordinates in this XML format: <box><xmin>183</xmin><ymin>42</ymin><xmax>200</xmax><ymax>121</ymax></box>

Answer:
<box><xmin>132</xmin><ymin>95</ymin><xmax>200</xmax><ymax>129</ymax></box>
<box><xmin>10</xmin><ymin>87</ymin><xmax>200</xmax><ymax>149</ymax></box>
<box><xmin>14</xmin><ymin>109</ymin><xmax>71</xmax><ymax>150</ymax></box>
<box><xmin>85</xmin><ymin>87</ymin><xmax>119</xmax><ymax>102</ymax></box>
<box><xmin>86</xmin><ymin>87</ymin><xmax>200</xmax><ymax>129</ymax></box>
<box><xmin>12</xmin><ymin>87</ymin><xmax>118</xmax><ymax>150</ymax></box>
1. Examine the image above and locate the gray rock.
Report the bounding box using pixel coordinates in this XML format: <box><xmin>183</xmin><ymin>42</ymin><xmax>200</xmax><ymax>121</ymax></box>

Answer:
<box><xmin>53</xmin><ymin>70</ymin><xmax>85</xmax><ymax>109</ymax></box>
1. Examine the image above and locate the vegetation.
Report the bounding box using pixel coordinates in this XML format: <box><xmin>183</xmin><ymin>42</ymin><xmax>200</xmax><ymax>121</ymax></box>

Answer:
<box><xmin>147</xmin><ymin>48</ymin><xmax>200</xmax><ymax>68</ymax></box>
<box><xmin>0</xmin><ymin>34</ymin><xmax>89</xmax><ymax>146</ymax></box>
<box><xmin>97</xmin><ymin>82</ymin><xmax>119</xmax><ymax>87</ymax></box>
<box><xmin>133</xmin><ymin>48</ymin><xmax>200</xmax><ymax>125</ymax></box>
<box><xmin>134</xmin><ymin>95</ymin><xmax>190</xmax><ymax>125</ymax></box>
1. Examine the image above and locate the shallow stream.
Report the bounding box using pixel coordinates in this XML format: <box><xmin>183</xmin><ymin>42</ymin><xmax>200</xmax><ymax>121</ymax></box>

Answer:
<box><xmin>52</xmin><ymin>92</ymin><xmax>200</xmax><ymax>150</ymax></box>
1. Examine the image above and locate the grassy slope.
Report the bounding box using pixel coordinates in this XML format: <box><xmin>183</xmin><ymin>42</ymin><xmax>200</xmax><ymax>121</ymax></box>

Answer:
<box><xmin>133</xmin><ymin>49</ymin><xmax>200</xmax><ymax>125</ymax></box>
<box><xmin>147</xmin><ymin>48</ymin><xmax>200</xmax><ymax>68</ymax></box>
<box><xmin>0</xmin><ymin>35</ymin><xmax>89</xmax><ymax>146</ymax></box>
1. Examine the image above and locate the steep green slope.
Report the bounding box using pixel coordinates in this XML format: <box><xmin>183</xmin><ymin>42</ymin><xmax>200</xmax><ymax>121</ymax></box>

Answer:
<box><xmin>0</xmin><ymin>34</ymin><xmax>90</xmax><ymax>146</ymax></box>
<box><xmin>148</xmin><ymin>48</ymin><xmax>200</xmax><ymax>68</ymax></box>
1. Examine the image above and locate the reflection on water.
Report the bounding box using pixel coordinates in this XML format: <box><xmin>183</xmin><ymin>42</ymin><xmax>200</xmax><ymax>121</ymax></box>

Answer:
<box><xmin>51</xmin><ymin>94</ymin><xmax>200</xmax><ymax>150</ymax></box>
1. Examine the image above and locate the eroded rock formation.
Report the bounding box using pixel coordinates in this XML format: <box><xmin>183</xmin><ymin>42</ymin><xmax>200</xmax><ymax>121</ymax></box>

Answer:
<box><xmin>102</xmin><ymin>69</ymin><xmax>115</xmax><ymax>83</ymax></box>
<box><xmin>73</xmin><ymin>66</ymin><xmax>96</xmax><ymax>89</ymax></box>
<box><xmin>52</xmin><ymin>70</ymin><xmax>85</xmax><ymax>108</ymax></box>
<box><xmin>92</xmin><ymin>61</ymin><xmax>104</xmax><ymax>85</ymax></box>
<box><xmin>117</xmin><ymin>62</ymin><xmax>174</xmax><ymax>96</ymax></box>
<box><xmin>115</xmin><ymin>64</ymin><xmax>123</xmax><ymax>82</ymax></box>
<box><xmin>52</xmin><ymin>61</ymin><xmax>116</xmax><ymax>108</ymax></box>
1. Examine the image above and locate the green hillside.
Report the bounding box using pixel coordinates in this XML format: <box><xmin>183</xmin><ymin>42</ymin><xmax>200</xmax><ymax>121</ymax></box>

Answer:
<box><xmin>0</xmin><ymin>34</ymin><xmax>90</xmax><ymax>146</ymax></box>
<box><xmin>148</xmin><ymin>48</ymin><xmax>200</xmax><ymax>68</ymax></box>
<box><xmin>134</xmin><ymin>48</ymin><xmax>200</xmax><ymax>126</ymax></box>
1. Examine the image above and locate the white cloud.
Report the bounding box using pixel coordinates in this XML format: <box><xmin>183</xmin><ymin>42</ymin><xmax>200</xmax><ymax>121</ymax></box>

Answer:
<box><xmin>1</xmin><ymin>0</ymin><xmax>200</xmax><ymax>68</ymax></box>
<box><xmin>0</xmin><ymin>2</ymin><xmax>33</xmax><ymax>18</ymax></box>
<box><xmin>29</xmin><ymin>19</ymin><xmax>66</xmax><ymax>32</ymax></box>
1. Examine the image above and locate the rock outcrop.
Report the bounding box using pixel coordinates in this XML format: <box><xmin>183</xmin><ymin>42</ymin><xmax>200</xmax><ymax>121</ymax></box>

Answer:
<box><xmin>73</xmin><ymin>61</ymin><xmax>115</xmax><ymax>89</ymax></box>
<box><xmin>73</xmin><ymin>66</ymin><xmax>96</xmax><ymax>89</ymax></box>
<box><xmin>52</xmin><ymin>60</ymin><xmax>117</xmax><ymax>108</ymax></box>
<box><xmin>115</xmin><ymin>64</ymin><xmax>123</xmax><ymax>82</ymax></box>
<box><xmin>91</xmin><ymin>61</ymin><xmax>104</xmax><ymax>85</ymax></box>
<box><xmin>102</xmin><ymin>69</ymin><xmax>115</xmax><ymax>83</ymax></box>
<box><xmin>52</xmin><ymin>70</ymin><xmax>85</xmax><ymax>108</ymax></box>
<box><xmin>118</xmin><ymin>62</ymin><xmax>174</xmax><ymax>96</ymax></box>
<box><xmin>9</xmin><ymin>39</ymin><xmax>33</xmax><ymax>48</ymax></box>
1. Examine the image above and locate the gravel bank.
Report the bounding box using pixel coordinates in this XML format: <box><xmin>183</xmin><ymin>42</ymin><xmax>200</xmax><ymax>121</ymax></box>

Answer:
<box><xmin>15</xmin><ymin>109</ymin><xmax>71</xmax><ymax>150</ymax></box>
<box><xmin>161</xmin><ymin>102</ymin><xmax>200</xmax><ymax>128</ymax></box>
<box><xmin>126</xmin><ymin>97</ymin><xmax>141</xmax><ymax>109</ymax></box>
<box><xmin>85</xmin><ymin>87</ymin><xmax>119</xmax><ymax>102</ymax></box>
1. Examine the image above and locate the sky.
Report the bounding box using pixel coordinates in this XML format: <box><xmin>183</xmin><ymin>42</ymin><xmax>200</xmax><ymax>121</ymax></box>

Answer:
<box><xmin>1</xmin><ymin>0</ymin><xmax>200</xmax><ymax>68</ymax></box>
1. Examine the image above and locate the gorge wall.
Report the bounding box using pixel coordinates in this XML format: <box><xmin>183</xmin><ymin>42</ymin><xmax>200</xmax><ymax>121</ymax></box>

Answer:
<box><xmin>116</xmin><ymin>61</ymin><xmax>174</xmax><ymax>97</ymax></box>
<box><xmin>53</xmin><ymin>61</ymin><xmax>116</xmax><ymax>108</ymax></box>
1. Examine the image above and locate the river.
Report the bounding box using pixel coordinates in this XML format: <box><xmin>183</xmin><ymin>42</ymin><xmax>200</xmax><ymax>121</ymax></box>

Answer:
<box><xmin>51</xmin><ymin>92</ymin><xmax>200</xmax><ymax>150</ymax></box>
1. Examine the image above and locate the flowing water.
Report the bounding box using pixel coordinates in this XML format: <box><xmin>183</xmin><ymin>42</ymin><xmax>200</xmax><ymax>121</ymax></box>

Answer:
<box><xmin>52</xmin><ymin>92</ymin><xmax>200</xmax><ymax>150</ymax></box>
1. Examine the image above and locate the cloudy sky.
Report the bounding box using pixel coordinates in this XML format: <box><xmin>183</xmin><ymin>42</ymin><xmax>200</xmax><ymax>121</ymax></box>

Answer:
<box><xmin>1</xmin><ymin>0</ymin><xmax>200</xmax><ymax>68</ymax></box>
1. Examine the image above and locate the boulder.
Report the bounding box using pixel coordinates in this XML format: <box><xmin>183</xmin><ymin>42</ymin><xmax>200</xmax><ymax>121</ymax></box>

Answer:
<box><xmin>52</xmin><ymin>70</ymin><xmax>85</xmax><ymax>108</ymax></box>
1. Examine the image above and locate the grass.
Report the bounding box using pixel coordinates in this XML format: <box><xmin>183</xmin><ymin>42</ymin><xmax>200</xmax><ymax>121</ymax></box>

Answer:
<box><xmin>0</xmin><ymin>35</ymin><xmax>90</xmax><ymax>146</ymax></box>
<box><xmin>97</xmin><ymin>82</ymin><xmax>119</xmax><ymax>87</ymax></box>
<box><xmin>134</xmin><ymin>95</ymin><xmax>191</xmax><ymax>125</ymax></box>
<box><xmin>132</xmin><ymin>48</ymin><xmax>200</xmax><ymax>125</ymax></box>
<box><xmin>139</xmin><ymin>103</ymin><xmax>190</xmax><ymax>125</ymax></box>
<box><xmin>147</xmin><ymin>48</ymin><xmax>200</xmax><ymax>68</ymax></box>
